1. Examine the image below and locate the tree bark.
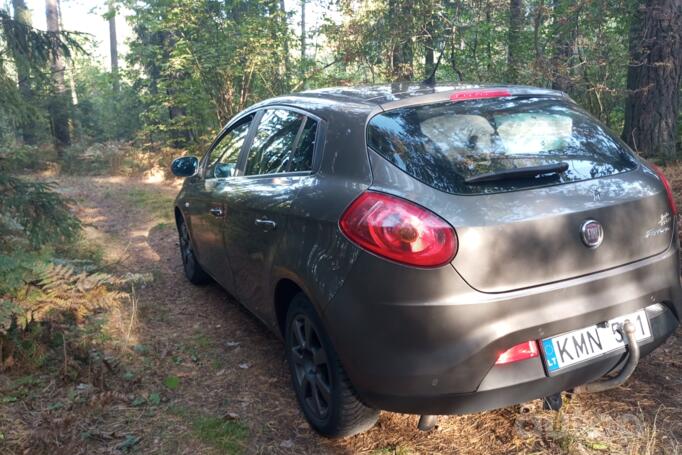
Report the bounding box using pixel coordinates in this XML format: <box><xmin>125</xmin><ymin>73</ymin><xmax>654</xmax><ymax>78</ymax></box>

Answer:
<box><xmin>425</xmin><ymin>34</ymin><xmax>435</xmax><ymax>83</ymax></box>
<box><xmin>300</xmin><ymin>0</ymin><xmax>306</xmax><ymax>85</ymax></box>
<box><xmin>12</xmin><ymin>0</ymin><xmax>35</xmax><ymax>144</ymax></box>
<box><xmin>108</xmin><ymin>0</ymin><xmax>119</xmax><ymax>93</ymax></box>
<box><xmin>507</xmin><ymin>0</ymin><xmax>523</xmax><ymax>83</ymax></box>
<box><xmin>389</xmin><ymin>0</ymin><xmax>414</xmax><ymax>82</ymax></box>
<box><xmin>279</xmin><ymin>0</ymin><xmax>290</xmax><ymax>91</ymax></box>
<box><xmin>45</xmin><ymin>0</ymin><xmax>71</xmax><ymax>153</ymax></box>
<box><xmin>550</xmin><ymin>0</ymin><xmax>577</xmax><ymax>92</ymax></box>
<box><xmin>622</xmin><ymin>0</ymin><xmax>682</xmax><ymax>158</ymax></box>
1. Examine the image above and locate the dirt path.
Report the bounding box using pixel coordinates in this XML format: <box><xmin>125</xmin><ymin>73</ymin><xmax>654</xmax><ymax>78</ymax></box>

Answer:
<box><xmin>4</xmin><ymin>175</ymin><xmax>681</xmax><ymax>454</ymax></box>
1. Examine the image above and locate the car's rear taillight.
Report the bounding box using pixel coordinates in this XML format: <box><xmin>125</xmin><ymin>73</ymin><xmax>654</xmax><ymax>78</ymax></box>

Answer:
<box><xmin>650</xmin><ymin>164</ymin><xmax>677</xmax><ymax>216</ymax></box>
<box><xmin>495</xmin><ymin>341</ymin><xmax>539</xmax><ymax>365</ymax></box>
<box><xmin>339</xmin><ymin>191</ymin><xmax>457</xmax><ymax>267</ymax></box>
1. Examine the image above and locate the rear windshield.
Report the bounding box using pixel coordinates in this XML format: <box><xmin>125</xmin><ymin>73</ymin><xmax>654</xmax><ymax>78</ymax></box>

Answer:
<box><xmin>367</xmin><ymin>96</ymin><xmax>638</xmax><ymax>195</ymax></box>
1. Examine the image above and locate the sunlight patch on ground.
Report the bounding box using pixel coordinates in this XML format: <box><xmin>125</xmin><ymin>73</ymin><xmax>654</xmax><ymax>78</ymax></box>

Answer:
<box><xmin>75</xmin><ymin>206</ymin><xmax>108</xmax><ymax>224</ymax></box>
<box><xmin>94</xmin><ymin>175</ymin><xmax>129</xmax><ymax>184</ymax></box>
<box><xmin>143</xmin><ymin>167</ymin><xmax>167</xmax><ymax>183</ymax></box>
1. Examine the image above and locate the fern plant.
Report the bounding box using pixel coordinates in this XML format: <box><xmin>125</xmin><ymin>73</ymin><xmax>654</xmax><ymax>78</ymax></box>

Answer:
<box><xmin>29</xmin><ymin>263</ymin><xmax>127</xmax><ymax>324</ymax></box>
<box><xmin>0</xmin><ymin>262</ymin><xmax>140</xmax><ymax>371</ymax></box>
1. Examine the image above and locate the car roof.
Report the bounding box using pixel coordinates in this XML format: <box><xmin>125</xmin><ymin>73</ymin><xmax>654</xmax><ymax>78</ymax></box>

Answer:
<box><xmin>247</xmin><ymin>83</ymin><xmax>570</xmax><ymax>120</ymax></box>
<box><xmin>297</xmin><ymin>83</ymin><xmax>568</xmax><ymax>108</ymax></box>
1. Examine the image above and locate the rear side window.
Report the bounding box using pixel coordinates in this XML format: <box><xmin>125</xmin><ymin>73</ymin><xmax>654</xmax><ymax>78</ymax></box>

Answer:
<box><xmin>290</xmin><ymin>118</ymin><xmax>317</xmax><ymax>172</ymax></box>
<box><xmin>246</xmin><ymin>109</ymin><xmax>304</xmax><ymax>175</ymax></box>
<box><xmin>367</xmin><ymin>97</ymin><xmax>638</xmax><ymax>194</ymax></box>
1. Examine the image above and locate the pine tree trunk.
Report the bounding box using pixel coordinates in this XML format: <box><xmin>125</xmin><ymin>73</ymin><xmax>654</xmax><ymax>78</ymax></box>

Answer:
<box><xmin>389</xmin><ymin>0</ymin><xmax>414</xmax><ymax>82</ymax></box>
<box><xmin>550</xmin><ymin>0</ymin><xmax>576</xmax><ymax>92</ymax></box>
<box><xmin>45</xmin><ymin>0</ymin><xmax>71</xmax><ymax>154</ymax></box>
<box><xmin>425</xmin><ymin>35</ymin><xmax>435</xmax><ymax>83</ymax></box>
<box><xmin>622</xmin><ymin>0</ymin><xmax>682</xmax><ymax>158</ymax></box>
<box><xmin>279</xmin><ymin>0</ymin><xmax>290</xmax><ymax>91</ymax></box>
<box><xmin>108</xmin><ymin>1</ymin><xmax>119</xmax><ymax>93</ymax></box>
<box><xmin>300</xmin><ymin>0</ymin><xmax>306</xmax><ymax>85</ymax></box>
<box><xmin>12</xmin><ymin>0</ymin><xmax>35</xmax><ymax>144</ymax></box>
<box><xmin>507</xmin><ymin>0</ymin><xmax>523</xmax><ymax>83</ymax></box>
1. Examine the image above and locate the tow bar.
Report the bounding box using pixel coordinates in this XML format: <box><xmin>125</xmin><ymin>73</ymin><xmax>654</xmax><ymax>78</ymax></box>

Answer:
<box><xmin>418</xmin><ymin>414</ymin><xmax>438</xmax><ymax>431</ymax></box>
<box><xmin>418</xmin><ymin>321</ymin><xmax>640</xmax><ymax>430</ymax></box>
<box><xmin>573</xmin><ymin>320</ymin><xmax>640</xmax><ymax>394</ymax></box>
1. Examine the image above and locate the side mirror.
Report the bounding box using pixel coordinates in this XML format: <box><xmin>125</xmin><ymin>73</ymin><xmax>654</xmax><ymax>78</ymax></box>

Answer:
<box><xmin>171</xmin><ymin>156</ymin><xmax>199</xmax><ymax>177</ymax></box>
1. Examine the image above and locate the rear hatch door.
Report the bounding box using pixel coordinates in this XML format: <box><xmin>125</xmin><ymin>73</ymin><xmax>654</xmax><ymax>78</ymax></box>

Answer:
<box><xmin>367</xmin><ymin>93</ymin><xmax>674</xmax><ymax>292</ymax></box>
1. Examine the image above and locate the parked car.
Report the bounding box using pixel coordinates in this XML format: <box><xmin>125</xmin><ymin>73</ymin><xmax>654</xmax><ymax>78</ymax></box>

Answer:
<box><xmin>171</xmin><ymin>84</ymin><xmax>681</xmax><ymax>438</ymax></box>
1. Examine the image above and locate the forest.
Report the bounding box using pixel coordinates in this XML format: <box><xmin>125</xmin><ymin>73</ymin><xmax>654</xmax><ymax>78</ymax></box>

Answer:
<box><xmin>1</xmin><ymin>0</ymin><xmax>681</xmax><ymax>453</ymax></box>
<box><xmin>2</xmin><ymin>0</ymin><xmax>681</xmax><ymax>156</ymax></box>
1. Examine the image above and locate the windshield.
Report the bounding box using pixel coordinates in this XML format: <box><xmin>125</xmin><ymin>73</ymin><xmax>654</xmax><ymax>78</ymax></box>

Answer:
<box><xmin>367</xmin><ymin>96</ymin><xmax>638</xmax><ymax>195</ymax></box>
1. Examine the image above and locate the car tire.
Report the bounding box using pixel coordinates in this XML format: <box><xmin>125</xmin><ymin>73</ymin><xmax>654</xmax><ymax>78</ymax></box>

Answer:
<box><xmin>177</xmin><ymin>218</ymin><xmax>211</xmax><ymax>285</ymax></box>
<box><xmin>285</xmin><ymin>293</ymin><xmax>379</xmax><ymax>438</ymax></box>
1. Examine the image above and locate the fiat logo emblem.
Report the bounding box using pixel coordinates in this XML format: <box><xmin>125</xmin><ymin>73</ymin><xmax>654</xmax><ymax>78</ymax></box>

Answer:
<box><xmin>581</xmin><ymin>219</ymin><xmax>604</xmax><ymax>248</ymax></box>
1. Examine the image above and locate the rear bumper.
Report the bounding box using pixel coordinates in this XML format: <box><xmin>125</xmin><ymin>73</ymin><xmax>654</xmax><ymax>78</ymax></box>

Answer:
<box><xmin>323</xmin><ymin>245</ymin><xmax>681</xmax><ymax>415</ymax></box>
<box><xmin>360</xmin><ymin>303</ymin><xmax>677</xmax><ymax>414</ymax></box>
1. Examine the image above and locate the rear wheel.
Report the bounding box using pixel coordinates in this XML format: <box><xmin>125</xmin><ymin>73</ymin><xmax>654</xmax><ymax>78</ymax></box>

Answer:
<box><xmin>285</xmin><ymin>293</ymin><xmax>379</xmax><ymax>438</ymax></box>
<box><xmin>178</xmin><ymin>218</ymin><xmax>211</xmax><ymax>285</ymax></box>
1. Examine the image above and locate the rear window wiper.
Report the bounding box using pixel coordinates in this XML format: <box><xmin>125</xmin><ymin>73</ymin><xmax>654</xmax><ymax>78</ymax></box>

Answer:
<box><xmin>465</xmin><ymin>162</ymin><xmax>569</xmax><ymax>184</ymax></box>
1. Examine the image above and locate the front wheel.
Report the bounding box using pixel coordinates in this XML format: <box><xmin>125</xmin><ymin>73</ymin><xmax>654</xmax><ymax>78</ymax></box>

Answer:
<box><xmin>285</xmin><ymin>293</ymin><xmax>379</xmax><ymax>438</ymax></box>
<box><xmin>177</xmin><ymin>218</ymin><xmax>211</xmax><ymax>285</ymax></box>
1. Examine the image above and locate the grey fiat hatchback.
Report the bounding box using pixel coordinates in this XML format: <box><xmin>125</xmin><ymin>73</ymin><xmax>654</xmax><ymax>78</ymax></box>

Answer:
<box><xmin>171</xmin><ymin>84</ymin><xmax>681</xmax><ymax>438</ymax></box>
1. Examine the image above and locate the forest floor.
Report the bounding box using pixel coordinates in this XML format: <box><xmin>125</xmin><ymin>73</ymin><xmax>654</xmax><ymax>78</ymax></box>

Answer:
<box><xmin>2</xmin><ymin>173</ymin><xmax>682</xmax><ymax>454</ymax></box>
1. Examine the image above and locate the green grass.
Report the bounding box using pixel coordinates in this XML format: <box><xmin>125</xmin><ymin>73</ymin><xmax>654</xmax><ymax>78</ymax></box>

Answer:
<box><xmin>124</xmin><ymin>188</ymin><xmax>174</xmax><ymax>224</ymax></box>
<box><xmin>153</xmin><ymin>221</ymin><xmax>172</xmax><ymax>230</ymax></box>
<box><xmin>169</xmin><ymin>407</ymin><xmax>249</xmax><ymax>454</ymax></box>
<box><xmin>54</xmin><ymin>232</ymin><xmax>105</xmax><ymax>267</ymax></box>
<box><xmin>163</xmin><ymin>375</ymin><xmax>181</xmax><ymax>390</ymax></box>
<box><xmin>192</xmin><ymin>333</ymin><xmax>212</xmax><ymax>349</ymax></box>
<box><xmin>191</xmin><ymin>415</ymin><xmax>248</xmax><ymax>454</ymax></box>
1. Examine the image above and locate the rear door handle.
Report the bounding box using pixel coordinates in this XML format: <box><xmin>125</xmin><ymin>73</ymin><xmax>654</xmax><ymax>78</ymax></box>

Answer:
<box><xmin>209</xmin><ymin>207</ymin><xmax>224</xmax><ymax>217</ymax></box>
<box><xmin>255</xmin><ymin>219</ymin><xmax>277</xmax><ymax>231</ymax></box>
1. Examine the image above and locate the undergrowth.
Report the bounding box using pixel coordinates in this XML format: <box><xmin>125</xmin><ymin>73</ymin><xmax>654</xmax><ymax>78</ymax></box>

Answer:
<box><xmin>0</xmin><ymin>148</ymin><xmax>138</xmax><ymax>374</ymax></box>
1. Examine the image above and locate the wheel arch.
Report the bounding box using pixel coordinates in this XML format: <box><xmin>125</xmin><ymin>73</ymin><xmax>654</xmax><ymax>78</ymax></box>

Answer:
<box><xmin>273</xmin><ymin>275</ymin><xmax>321</xmax><ymax>339</ymax></box>
<box><xmin>174</xmin><ymin>206</ymin><xmax>184</xmax><ymax>228</ymax></box>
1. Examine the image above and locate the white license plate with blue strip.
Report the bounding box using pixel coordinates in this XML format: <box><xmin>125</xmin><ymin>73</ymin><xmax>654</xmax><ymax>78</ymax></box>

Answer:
<box><xmin>542</xmin><ymin>310</ymin><xmax>651</xmax><ymax>373</ymax></box>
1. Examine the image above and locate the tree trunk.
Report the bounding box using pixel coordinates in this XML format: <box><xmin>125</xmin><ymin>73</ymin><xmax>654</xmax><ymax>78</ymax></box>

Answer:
<box><xmin>486</xmin><ymin>2</ymin><xmax>492</xmax><ymax>74</ymax></box>
<box><xmin>622</xmin><ymin>0</ymin><xmax>682</xmax><ymax>158</ymax></box>
<box><xmin>533</xmin><ymin>0</ymin><xmax>545</xmax><ymax>64</ymax></box>
<box><xmin>300</xmin><ymin>0</ymin><xmax>306</xmax><ymax>85</ymax></box>
<box><xmin>108</xmin><ymin>0</ymin><xmax>119</xmax><ymax>93</ymax></box>
<box><xmin>45</xmin><ymin>0</ymin><xmax>71</xmax><ymax>154</ymax></box>
<box><xmin>507</xmin><ymin>0</ymin><xmax>523</xmax><ymax>83</ymax></box>
<box><xmin>12</xmin><ymin>0</ymin><xmax>35</xmax><ymax>144</ymax></box>
<box><xmin>389</xmin><ymin>0</ymin><xmax>414</xmax><ymax>82</ymax></box>
<box><xmin>279</xmin><ymin>0</ymin><xmax>290</xmax><ymax>91</ymax></box>
<box><xmin>550</xmin><ymin>0</ymin><xmax>577</xmax><ymax>92</ymax></box>
<box><xmin>425</xmin><ymin>34</ymin><xmax>435</xmax><ymax>83</ymax></box>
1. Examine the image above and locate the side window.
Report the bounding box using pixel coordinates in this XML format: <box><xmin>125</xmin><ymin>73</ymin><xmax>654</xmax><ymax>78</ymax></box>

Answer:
<box><xmin>245</xmin><ymin>109</ymin><xmax>305</xmax><ymax>176</ymax></box>
<box><xmin>206</xmin><ymin>115</ymin><xmax>253</xmax><ymax>178</ymax></box>
<box><xmin>290</xmin><ymin>118</ymin><xmax>318</xmax><ymax>172</ymax></box>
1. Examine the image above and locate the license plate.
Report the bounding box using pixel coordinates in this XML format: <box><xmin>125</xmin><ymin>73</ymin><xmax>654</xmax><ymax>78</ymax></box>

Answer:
<box><xmin>541</xmin><ymin>310</ymin><xmax>651</xmax><ymax>373</ymax></box>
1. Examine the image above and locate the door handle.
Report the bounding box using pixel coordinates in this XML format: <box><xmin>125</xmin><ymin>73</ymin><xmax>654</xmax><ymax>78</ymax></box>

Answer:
<box><xmin>209</xmin><ymin>207</ymin><xmax>224</xmax><ymax>217</ymax></box>
<box><xmin>255</xmin><ymin>218</ymin><xmax>277</xmax><ymax>231</ymax></box>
